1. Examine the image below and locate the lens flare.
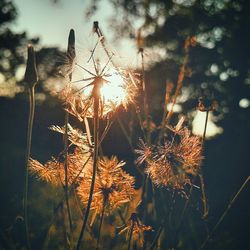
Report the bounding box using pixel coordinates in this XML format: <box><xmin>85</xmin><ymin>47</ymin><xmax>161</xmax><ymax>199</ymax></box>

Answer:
<box><xmin>100</xmin><ymin>70</ymin><xmax>127</xmax><ymax>106</ymax></box>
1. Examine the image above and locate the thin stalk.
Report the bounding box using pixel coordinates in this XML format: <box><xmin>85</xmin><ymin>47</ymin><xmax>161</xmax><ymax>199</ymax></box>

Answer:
<box><xmin>127</xmin><ymin>221</ymin><xmax>135</xmax><ymax>250</ymax></box>
<box><xmin>63</xmin><ymin>28</ymin><xmax>75</xmax><ymax>242</ymax></box>
<box><xmin>200</xmin><ymin>110</ymin><xmax>209</xmax><ymax>218</ymax></box>
<box><xmin>139</xmin><ymin>49</ymin><xmax>150</xmax><ymax>144</ymax></box>
<box><xmin>199</xmin><ymin>176</ymin><xmax>250</xmax><ymax>250</ymax></box>
<box><xmin>24</xmin><ymin>86</ymin><xmax>35</xmax><ymax>250</ymax></box>
<box><xmin>134</xmin><ymin>104</ymin><xmax>147</xmax><ymax>140</ymax></box>
<box><xmin>199</xmin><ymin>174</ymin><xmax>209</xmax><ymax>218</ymax></box>
<box><xmin>202</xmin><ymin>110</ymin><xmax>209</xmax><ymax>143</ymax></box>
<box><xmin>158</xmin><ymin>55</ymin><xmax>188</xmax><ymax>144</ymax></box>
<box><xmin>84</xmin><ymin>117</ymin><xmax>93</xmax><ymax>146</ymax></box>
<box><xmin>71</xmin><ymin>155</ymin><xmax>92</xmax><ymax>186</ymax></box>
<box><xmin>149</xmin><ymin>226</ymin><xmax>164</xmax><ymax>250</ymax></box>
<box><xmin>93</xmin><ymin>22</ymin><xmax>116</xmax><ymax>69</ymax></box>
<box><xmin>76</xmin><ymin>79</ymin><xmax>100</xmax><ymax>250</ymax></box>
<box><xmin>99</xmin><ymin>118</ymin><xmax>114</xmax><ymax>145</ymax></box>
<box><xmin>175</xmin><ymin>110</ymin><xmax>210</xmax><ymax>240</ymax></box>
<box><xmin>63</xmin><ymin>111</ymin><xmax>73</xmax><ymax>233</ymax></box>
<box><xmin>60</xmin><ymin>203</ymin><xmax>70</xmax><ymax>250</ymax></box>
<box><xmin>117</xmin><ymin>116</ymin><xmax>134</xmax><ymax>153</ymax></box>
<box><xmin>96</xmin><ymin>200</ymin><xmax>106</xmax><ymax>250</ymax></box>
<box><xmin>73</xmin><ymin>187</ymin><xmax>98</xmax><ymax>243</ymax></box>
<box><xmin>157</xmin><ymin>82</ymin><xmax>173</xmax><ymax>145</ymax></box>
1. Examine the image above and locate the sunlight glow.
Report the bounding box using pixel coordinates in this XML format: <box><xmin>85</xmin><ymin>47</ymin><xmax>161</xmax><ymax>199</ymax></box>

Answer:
<box><xmin>101</xmin><ymin>71</ymin><xmax>127</xmax><ymax>106</ymax></box>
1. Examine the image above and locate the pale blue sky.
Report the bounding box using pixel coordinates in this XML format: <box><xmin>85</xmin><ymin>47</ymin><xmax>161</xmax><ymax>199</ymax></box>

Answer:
<box><xmin>11</xmin><ymin>0</ymin><xmax>114</xmax><ymax>48</ymax></box>
<box><xmin>11</xmin><ymin>0</ymin><xmax>138</xmax><ymax>67</ymax></box>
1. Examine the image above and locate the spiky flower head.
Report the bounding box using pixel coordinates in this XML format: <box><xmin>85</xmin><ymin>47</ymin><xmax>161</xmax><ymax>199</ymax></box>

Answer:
<box><xmin>29</xmin><ymin>147</ymin><xmax>92</xmax><ymax>186</ymax></box>
<box><xmin>55</xmin><ymin>26</ymin><xmax>139</xmax><ymax>120</ymax></box>
<box><xmin>77</xmin><ymin>156</ymin><xmax>135</xmax><ymax>217</ymax></box>
<box><xmin>136</xmin><ymin>128</ymin><xmax>203</xmax><ymax>190</ymax></box>
<box><xmin>57</xmin><ymin>68</ymin><xmax>139</xmax><ymax>120</ymax></box>
<box><xmin>29</xmin><ymin>124</ymin><xmax>92</xmax><ymax>186</ymax></box>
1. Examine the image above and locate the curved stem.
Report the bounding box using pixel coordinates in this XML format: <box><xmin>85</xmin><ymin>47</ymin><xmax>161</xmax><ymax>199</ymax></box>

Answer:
<box><xmin>24</xmin><ymin>86</ymin><xmax>35</xmax><ymax>250</ymax></box>
<box><xmin>76</xmin><ymin>84</ymin><xmax>100</xmax><ymax>250</ymax></box>
<box><xmin>199</xmin><ymin>176</ymin><xmax>250</xmax><ymax>250</ymax></box>
<box><xmin>127</xmin><ymin>221</ymin><xmax>135</xmax><ymax>250</ymax></box>
<box><xmin>200</xmin><ymin>110</ymin><xmax>209</xmax><ymax>218</ymax></box>
<box><xmin>96</xmin><ymin>201</ymin><xmax>106</xmax><ymax>250</ymax></box>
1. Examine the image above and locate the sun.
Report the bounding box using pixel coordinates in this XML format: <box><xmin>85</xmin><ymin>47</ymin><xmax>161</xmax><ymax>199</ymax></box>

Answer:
<box><xmin>100</xmin><ymin>70</ymin><xmax>127</xmax><ymax>106</ymax></box>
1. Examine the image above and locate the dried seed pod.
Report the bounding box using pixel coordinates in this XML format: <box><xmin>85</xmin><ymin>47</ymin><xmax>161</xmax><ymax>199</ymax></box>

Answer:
<box><xmin>24</xmin><ymin>44</ymin><xmax>38</xmax><ymax>88</ymax></box>
<box><xmin>197</xmin><ymin>96</ymin><xmax>217</xmax><ymax>112</ymax></box>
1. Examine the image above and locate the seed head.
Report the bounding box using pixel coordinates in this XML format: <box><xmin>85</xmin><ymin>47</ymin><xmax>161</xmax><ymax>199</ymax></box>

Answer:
<box><xmin>29</xmin><ymin>147</ymin><xmax>92</xmax><ymax>186</ymax></box>
<box><xmin>77</xmin><ymin>156</ymin><xmax>135</xmax><ymax>216</ymax></box>
<box><xmin>136</xmin><ymin>128</ymin><xmax>203</xmax><ymax>190</ymax></box>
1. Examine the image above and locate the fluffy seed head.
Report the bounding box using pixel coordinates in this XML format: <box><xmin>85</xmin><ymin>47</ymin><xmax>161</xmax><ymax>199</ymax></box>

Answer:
<box><xmin>77</xmin><ymin>156</ymin><xmax>135</xmax><ymax>216</ymax></box>
<box><xmin>136</xmin><ymin>128</ymin><xmax>203</xmax><ymax>190</ymax></box>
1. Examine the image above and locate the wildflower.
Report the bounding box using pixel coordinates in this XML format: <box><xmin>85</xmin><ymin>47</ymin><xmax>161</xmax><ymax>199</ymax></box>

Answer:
<box><xmin>119</xmin><ymin>212</ymin><xmax>152</xmax><ymax>247</ymax></box>
<box><xmin>59</xmin><ymin>68</ymin><xmax>138</xmax><ymax>120</ymax></box>
<box><xmin>136</xmin><ymin>128</ymin><xmax>203</xmax><ymax>190</ymax></box>
<box><xmin>55</xmin><ymin>28</ymin><xmax>139</xmax><ymax>120</ymax></box>
<box><xmin>29</xmin><ymin>147</ymin><xmax>92</xmax><ymax>186</ymax></box>
<box><xmin>77</xmin><ymin>156</ymin><xmax>135</xmax><ymax>217</ymax></box>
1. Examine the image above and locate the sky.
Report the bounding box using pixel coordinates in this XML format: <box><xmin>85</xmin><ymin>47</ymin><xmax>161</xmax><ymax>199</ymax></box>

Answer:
<box><xmin>9</xmin><ymin>0</ymin><xmax>222</xmax><ymax>138</ymax></box>
<box><xmin>11</xmin><ymin>0</ymin><xmax>137</xmax><ymax>57</ymax></box>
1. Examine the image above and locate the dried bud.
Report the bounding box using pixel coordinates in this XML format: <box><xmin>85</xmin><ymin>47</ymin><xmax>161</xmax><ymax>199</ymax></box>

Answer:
<box><xmin>93</xmin><ymin>21</ymin><xmax>99</xmax><ymax>33</ymax></box>
<box><xmin>67</xmin><ymin>29</ymin><xmax>75</xmax><ymax>61</ymax></box>
<box><xmin>24</xmin><ymin>44</ymin><xmax>38</xmax><ymax>88</ymax></box>
<box><xmin>137</xmin><ymin>28</ymin><xmax>144</xmax><ymax>51</ymax></box>
<box><xmin>197</xmin><ymin>97</ymin><xmax>217</xmax><ymax>112</ymax></box>
<box><xmin>184</xmin><ymin>36</ymin><xmax>197</xmax><ymax>50</ymax></box>
<box><xmin>67</xmin><ymin>29</ymin><xmax>76</xmax><ymax>80</ymax></box>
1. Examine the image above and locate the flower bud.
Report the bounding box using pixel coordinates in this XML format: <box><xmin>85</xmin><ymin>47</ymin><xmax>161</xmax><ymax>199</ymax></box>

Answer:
<box><xmin>67</xmin><ymin>29</ymin><xmax>75</xmax><ymax>61</ymax></box>
<box><xmin>24</xmin><ymin>44</ymin><xmax>38</xmax><ymax>88</ymax></box>
<box><xmin>197</xmin><ymin>96</ymin><xmax>217</xmax><ymax>112</ymax></box>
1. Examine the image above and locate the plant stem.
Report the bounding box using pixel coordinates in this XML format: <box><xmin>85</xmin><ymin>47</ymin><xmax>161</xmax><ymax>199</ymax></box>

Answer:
<box><xmin>178</xmin><ymin>110</ymin><xmax>209</xmax><ymax>225</ymax></box>
<box><xmin>149</xmin><ymin>226</ymin><xmax>164</xmax><ymax>250</ymax></box>
<box><xmin>60</xmin><ymin>203</ymin><xmax>70</xmax><ymax>250</ymax></box>
<box><xmin>76</xmin><ymin>79</ymin><xmax>100</xmax><ymax>250</ymax></box>
<box><xmin>199</xmin><ymin>176</ymin><xmax>250</xmax><ymax>250</ymax></box>
<box><xmin>63</xmin><ymin>110</ymin><xmax>73</xmax><ymax>247</ymax></box>
<box><xmin>139</xmin><ymin>49</ymin><xmax>150</xmax><ymax>144</ymax></box>
<box><xmin>200</xmin><ymin>110</ymin><xmax>209</xmax><ymax>218</ymax></box>
<box><xmin>96</xmin><ymin>201</ymin><xmax>106</xmax><ymax>250</ymax></box>
<box><xmin>117</xmin><ymin>116</ymin><xmax>134</xmax><ymax>153</ymax></box>
<box><xmin>202</xmin><ymin>110</ymin><xmax>209</xmax><ymax>143</ymax></box>
<box><xmin>24</xmin><ymin>86</ymin><xmax>35</xmax><ymax>250</ymax></box>
<box><xmin>63</xmin><ymin>28</ymin><xmax>75</xmax><ymax>240</ymax></box>
<box><xmin>127</xmin><ymin>221</ymin><xmax>135</xmax><ymax>250</ymax></box>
